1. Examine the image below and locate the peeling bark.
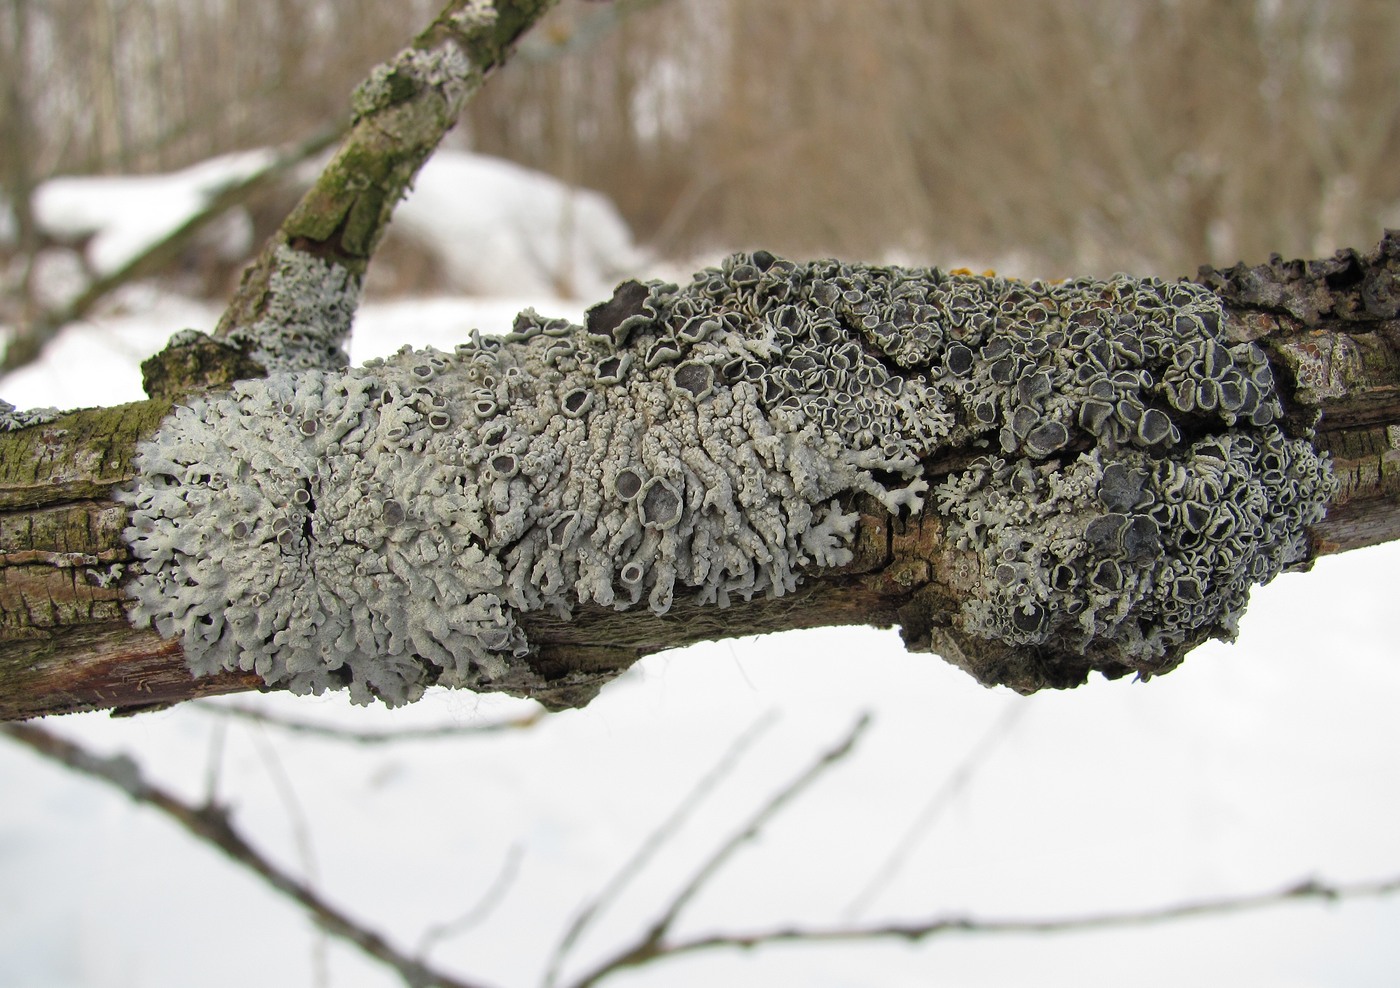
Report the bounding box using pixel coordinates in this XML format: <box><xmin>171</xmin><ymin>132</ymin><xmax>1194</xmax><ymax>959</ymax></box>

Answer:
<box><xmin>1196</xmin><ymin>231</ymin><xmax>1400</xmax><ymax>554</ymax></box>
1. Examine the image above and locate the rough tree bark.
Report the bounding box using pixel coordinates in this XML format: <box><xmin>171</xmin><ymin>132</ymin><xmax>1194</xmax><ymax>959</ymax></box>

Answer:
<box><xmin>0</xmin><ymin>0</ymin><xmax>1395</xmax><ymax>721</ymax></box>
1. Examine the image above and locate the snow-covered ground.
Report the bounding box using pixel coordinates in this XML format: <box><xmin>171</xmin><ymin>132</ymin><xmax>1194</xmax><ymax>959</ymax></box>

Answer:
<box><xmin>388</xmin><ymin>151</ymin><xmax>645</xmax><ymax>299</ymax></box>
<box><xmin>5</xmin><ymin>148</ymin><xmax>644</xmax><ymax>314</ymax></box>
<box><xmin>2</xmin><ymin>160</ymin><xmax>1399</xmax><ymax>987</ymax></box>
<box><xmin>29</xmin><ymin>151</ymin><xmax>274</xmax><ymax>278</ymax></box>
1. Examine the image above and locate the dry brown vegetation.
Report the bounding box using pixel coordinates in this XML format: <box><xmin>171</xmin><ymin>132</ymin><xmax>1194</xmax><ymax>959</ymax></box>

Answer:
<box><xmin>3</xmin><ymin>0</ymin><xmax>1399</xmax><ymax>280</ymax></box>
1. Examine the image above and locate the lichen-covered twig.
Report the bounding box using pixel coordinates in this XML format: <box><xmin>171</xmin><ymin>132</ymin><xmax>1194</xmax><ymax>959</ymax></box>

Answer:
<box><xmin>213</xmin><ymin>0</ymin><xmax>559</xmax><ymax>375</ymax></box>
<box><xmin>121</xmin><ymin>255</ymin><xmax>1336</xmax><ymax>707</ymax></box>
<box><xmin>0</xmin><ymin>721</ymin><xmax>499</xmax><ymax>988</ymax></box>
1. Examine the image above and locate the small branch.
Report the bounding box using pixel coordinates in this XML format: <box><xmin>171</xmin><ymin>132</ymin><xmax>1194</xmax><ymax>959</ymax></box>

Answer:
<box><xmin>563</xmin><ymin>713</ymin><xmax>872</xmax><ymax>988</ymax></box>
<box><xmin>191</xmin><ymin>700</ymin><xmax>545</xmax><ymax>744</ymax></box>
<box><xmin>0</xmin><ymin>125</ymin><xmax>344</xmax><ymax>375</ymax></box>
<box><xmin>213</xmin><ymin>0</ymin><xmax>559</xmax><ymax>375</ymax></box>
<box><xmin>637</xmin><ymin>872</ymin><xmax>1400</xmax><ymax>961</ymax></box>
<box><xmin>844</xmin><ymin>702</ymin><xmax>1028</xmax><ymax>919</ymax></box>
<box><xmin>0</xmin><ymin>722</ymin><xmax>500</xmax><ymax>988</ymax></box>
<box><xmin>417</xmin><ymin>843</ymin><xmax>525</xmax><ymax>961</ymax></box>
<box><xmin>542</xmin><ymin>710</ymin><xmax>779</xmax><ymax>988</ymax></box>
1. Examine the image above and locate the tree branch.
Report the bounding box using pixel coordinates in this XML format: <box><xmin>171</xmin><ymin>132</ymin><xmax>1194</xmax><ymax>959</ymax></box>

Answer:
<box><xmin>1195</xmin><ymin>233</ymin><xmax>1400</xmax><ymax>554</ymax></box>
<box><xmin>0</xmin><ymin>236</ymin><xmax>1397</xmax><ymax>721</ymax></box>
<box><xmin>570</xmin><ymin>872</ymin><xmax>1400</xmax><ymax>980</ymax></box>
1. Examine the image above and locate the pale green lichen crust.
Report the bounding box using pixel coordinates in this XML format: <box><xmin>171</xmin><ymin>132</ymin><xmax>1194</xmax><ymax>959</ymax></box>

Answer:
<box><xmin>122</xmin><ymin>252</ymin><xmax>1336</xmax><ymax>704</ymax></box>
<box><xmin>351</xmin><ymin>44</ymin><xmax>477</xmax><ymax>122</ymax></box>
<box><xmin>225</xmin><ymin>245</ymin><xmax>359</xmax><ymax>373</ymax></box>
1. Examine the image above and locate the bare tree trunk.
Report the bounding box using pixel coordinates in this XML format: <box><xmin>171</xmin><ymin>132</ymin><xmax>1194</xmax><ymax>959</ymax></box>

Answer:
<box><xmin>1</xmin><ymin>235</ymin><xmax>1395</xmax><ymax>721</ymax></box>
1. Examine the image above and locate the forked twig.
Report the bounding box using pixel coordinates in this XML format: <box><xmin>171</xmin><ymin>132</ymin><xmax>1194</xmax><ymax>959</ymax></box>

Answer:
<box><xmin>418</xmin><ymin>844</ymin><xmax>526</xmax><ymax>961</ymax></box>
<box><xmin>542</xmin><ymin>710</ymin><xmax>779</xmax><ymax>987</ymax></box>
<box><xmin>845</xmin><ymin>702</ymin><xmax>1028</xmax><ymax>918</ymax></box>
<box><xmin>560</xmin><ymin>712</ymin><xmax>873</xmax><ymax>988</ymax></box>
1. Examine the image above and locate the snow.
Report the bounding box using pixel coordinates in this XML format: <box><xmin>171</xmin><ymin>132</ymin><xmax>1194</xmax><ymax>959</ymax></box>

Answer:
<box><xmin>16</xmin><ymin>148</ymin><xmax>643</xmax><ymax>308</ymax></box>
<box><xmin>386</xmin><ymin>150</ymin><xmax>646</xmax><ymax>299</ymax></box>
<box><xmin>30</xmin><ymin>150</ymin><xmax>273</xmax><ymax>276</ymax></box>
<box><xmin>0</xmin><ymin>286</ymin><xmax>223</xmax><ymax>410</ymax></box>
<box><xmin>3</xmin><ymin>569</ymin><xmax>1399</xmax><ymax>988</ymax></box>
<box><xmin>1</xmin><ymin>156</ymin><xmax>1399</xmax><ymax>988</ymax></box>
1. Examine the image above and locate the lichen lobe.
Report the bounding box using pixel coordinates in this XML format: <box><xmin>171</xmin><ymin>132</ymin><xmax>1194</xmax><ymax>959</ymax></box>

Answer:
<box><xmin>224</xmin><ymin>245</ymin><xmax>359</xmax><ymax>374</ymax></box>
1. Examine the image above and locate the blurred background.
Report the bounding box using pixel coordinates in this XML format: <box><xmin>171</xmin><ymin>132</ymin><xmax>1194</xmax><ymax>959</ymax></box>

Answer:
<box><xmin>3</xmin><ymin>0</ymin><xmax>1398</xmax><ymax>297</ymax></box>
<box><xmin>2</xmin><ymin>3</ymin><xmax>1400</xmax><ymax>987</ymax></box>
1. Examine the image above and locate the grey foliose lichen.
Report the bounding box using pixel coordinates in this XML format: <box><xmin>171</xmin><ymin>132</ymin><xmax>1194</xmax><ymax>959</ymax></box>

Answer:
<box><xmin>225</xmin><ymin>245</ymin><xmax>357</xmax><ymax>374</ymax></box>
<box><xmin>921</xmin><ymin>271</ymin><xmax>1336</xmax><ymax>677</ymax></box>
<box><xmin>0</xmin><ymin>399</ymin><xmax>61</xmax><ymax>431</ymax></box>
<box><xmin>122</xmin><ymin>252</ymin><xmax>1335</xmax><ymax>704</ymax></box>
<box><xmin>351</xmin><ymin>44</ymin><xmax>477</xmax><ymax>122</ymax></box>
<box><xmin>447</xmin><ymin>0</ymin><xmax>499</xmax><ymax>35</ymax></box>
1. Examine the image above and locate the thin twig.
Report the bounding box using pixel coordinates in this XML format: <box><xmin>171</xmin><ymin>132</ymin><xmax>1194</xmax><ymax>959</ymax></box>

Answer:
<box><xmin>637</xmin><ymin>871</ymin><xmax>1400</xmax><ymax>959</ymax></box>
<box><xmin>192</xmin><ymin>700</ymin><xmax>545</xmax><ymax>744</ymax></box>
<box><xmin>542</xmin><ymin>709</ymin><xmax>780</xmax><ymax>988</ymax></box>
<box><xmin>247</xmin><ymin>723</ymin><xmax>328</xmax><ymax>987</ymax></box>
<box><xmin>202</xmin><ymin>715</ymin><xmax>228</xmax><ymax>806</ymax></box>
<box><xmin>1</xmin><ymin>722</ymin><xmax>498</xmax><ymax>988</ymax></box>
<box><xmin>844</xmin><ymin>702</ymin><xmax>1028</xmax><ymax>919</ymax></box>
<box><xmin>418</xmin><ymin>844</ymin><xmax>525</xmax><ymax>961</ymax></box>
<box><xmin>0</xmin><ymin>125</ymin><xmax>342</xmax><ymax>374</ymax></box>
<box><xmin>563</xmin><ymin>712</ymin><xmax>873</xmax><ymax>988</ymax></box>
<box><xmin>649</xmin><ymin>712</ymin><xmax>872</xmax><ymax>941</ymax></box>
